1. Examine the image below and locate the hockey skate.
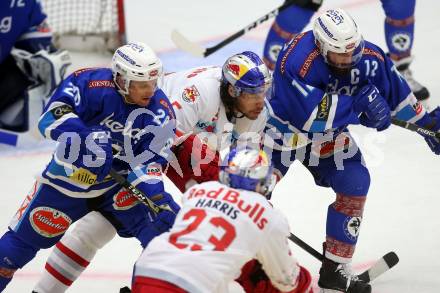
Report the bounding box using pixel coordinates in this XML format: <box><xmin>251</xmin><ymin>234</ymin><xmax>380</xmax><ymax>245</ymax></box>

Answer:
<box><xmin>394</xmin><ymin>56</ymin><xmax>430</xmax><ymax>108</ymax></box>
<box><xmin>318</xmin><ymin>258</ymin><xmax>371</xmax><ymax>293</ymax></box>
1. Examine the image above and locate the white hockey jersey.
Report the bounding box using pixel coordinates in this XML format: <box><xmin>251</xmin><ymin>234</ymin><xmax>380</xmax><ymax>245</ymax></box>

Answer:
<box><xmin>161</xmin><ymin>66</ymin><xmax>268</xmax><ymax>151</ymax></box>
<box><xmin>134</xmin><ymin>181</ymin><xmax>300</xmax><ymax>293</ymax></box>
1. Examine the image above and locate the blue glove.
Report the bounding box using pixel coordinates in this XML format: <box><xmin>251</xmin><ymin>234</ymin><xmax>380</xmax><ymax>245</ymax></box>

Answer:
<box><xmin>354</xmin><ymin>84</ymin><xmax>391</xmax><ymax>131</ymax></box>
<box><xmin>126</xmin><ymin>164</ymin><xmax>179</xmax><ymax>228</ymax></box>
<box><xmin>135</xmin><ymin>192</ymin><xmax>180</xmax><ymax>248</ymax></box>
<box><xmin>150</xmin><ymin>192</ymin><xmax>180</xmax><ymax>233</ymax></box>
<box><xmin>423</xmin><ymin>107</ymin><xmax>440</xmax><ymax>155</ymax></box>
<box><xmin>72</xmin><ymin>128</ymin><xmax>113</xmax><ymax>182</ymax></box>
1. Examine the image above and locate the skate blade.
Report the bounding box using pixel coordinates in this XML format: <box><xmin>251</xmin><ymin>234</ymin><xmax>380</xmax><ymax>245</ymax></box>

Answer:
<box><xmin>320</xmin><ymin>289</ymin><xmax>345</xmax><ymax>293</ymax></box>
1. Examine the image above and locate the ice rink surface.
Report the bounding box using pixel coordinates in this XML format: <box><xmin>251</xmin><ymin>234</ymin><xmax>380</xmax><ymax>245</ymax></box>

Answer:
<box><xmin>1</xmin><ymin>0</ymin><xmax>440</xmax><ymax>292</ymax></box>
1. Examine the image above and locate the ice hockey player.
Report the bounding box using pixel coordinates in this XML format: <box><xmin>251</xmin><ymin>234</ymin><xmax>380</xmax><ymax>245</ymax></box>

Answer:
<box><xmin>132</xmin><ymin>147</ymin><xmax>313</xmax><ymax>293</ymax></box>
<box><xmin>0</xmin><ymin>0</ymin><xmax>71</xmax><ymax>133</ymax></box>
<box><xmin>162</xmin><ymin>50</ymin><xmax>271</xmax><ymax>191</ymax></box>
<box><xmin>32</xmin><ymin>51</ymin><xmax>272</xmax><ymax>292</ymax></box>
<box><xmin>263</xmin><ymin>0</ymin><xmax>430</xmax><ymax>107</ymax></box>
<box><xmin>265</xmin><ymin>8</ymin><xmax>440</xmax><ymax>293</ymax></box>
<box><xmin>0</xmin><ymin>42</ymin><xmax>180</xmax><ymax>292</ymax></box>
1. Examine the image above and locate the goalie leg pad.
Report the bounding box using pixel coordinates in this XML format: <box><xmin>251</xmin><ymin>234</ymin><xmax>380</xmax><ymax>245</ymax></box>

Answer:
<box><xmin>0</xmin><ymin>55</ymin><xmax>31</xmax><ymax>112</ymax></box>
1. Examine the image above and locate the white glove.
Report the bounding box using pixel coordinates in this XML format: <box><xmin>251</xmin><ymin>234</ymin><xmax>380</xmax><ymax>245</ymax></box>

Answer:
<box><xmin>11</xmin><ymin>48</ymin><xmax>72</xmax><ymax>97</ymax></box>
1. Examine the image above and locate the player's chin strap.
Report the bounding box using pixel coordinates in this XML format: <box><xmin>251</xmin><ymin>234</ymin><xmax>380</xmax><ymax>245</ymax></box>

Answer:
<box><xmin>287</xmin><ymin>232</ymin><xmax>399</xmax><ymax>283</ymax></box>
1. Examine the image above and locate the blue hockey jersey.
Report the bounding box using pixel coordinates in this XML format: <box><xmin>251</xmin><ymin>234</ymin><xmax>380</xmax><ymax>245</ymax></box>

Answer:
<box><xmin>0</xmin><ymin>0</ymin><xmax>52</xmax><ymax>63</ymax></box>
<box><xmin>267</xmin><ymin>31</ymin><xmax>430</xmax><ymax>150</ymax></box>
<box><xmin>38</xmin><ymin>68</ymin><xmax>176</xmax><ymax>198</ymax></box>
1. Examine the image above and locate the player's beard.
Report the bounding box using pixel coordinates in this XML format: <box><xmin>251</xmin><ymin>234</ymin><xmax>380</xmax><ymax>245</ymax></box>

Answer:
<box><xmin>329</xmin><ymin>65</ymin><xmax>351</xmax><ymax>76</ymax></box>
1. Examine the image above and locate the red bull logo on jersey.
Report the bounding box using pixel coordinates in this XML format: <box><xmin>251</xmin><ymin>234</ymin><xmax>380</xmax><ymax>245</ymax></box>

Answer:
<box><xmin>182</xmin><ymin>85</ymin><xmax>200</xmax><ymax>103</ymax></box>
<box><xmin>30</xmin><ymin>207</ymin><xmax>72</xmax><ymax>237</ymax></box>
<box><xmin>188</xmin><ymin>186</ymin><xmax>268</xmax><ymax>230</ymax></box>
<box><xmin>113</xmin><ymin>190</ymin><xmax>139</xmax><ymax>210</ymax></box>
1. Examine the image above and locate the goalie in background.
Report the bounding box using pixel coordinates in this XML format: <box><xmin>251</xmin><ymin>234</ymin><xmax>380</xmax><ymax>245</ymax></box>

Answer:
<box><xmin>0</xmin><ymin>0</ymin><xmax>71</xmax><ymax>136</ymax></box>
<box><xmin>132</xmin><ymin>148</ymin><xmax>313</xmax><ymax>293</ymax></box>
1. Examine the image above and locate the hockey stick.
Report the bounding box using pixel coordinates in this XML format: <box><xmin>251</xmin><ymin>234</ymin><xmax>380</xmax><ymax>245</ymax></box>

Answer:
<box><xmin>109</xmin><ymin>169</ymin><xmax>174</xmax><ymax>216</ymax></box>
<box><xmin>171</xmin><ymin>0</ymin><xmax>299</xmax><ymax>57</ymax></box>
<box><xmin>287</xmin><ymin>233</ymin><xmax>399</xmax><ymax>283</ymax></box>
<box><xmin>391</xmin><ymin>118</ymin><xmax>440</xmax><ymax>139</ymax></box>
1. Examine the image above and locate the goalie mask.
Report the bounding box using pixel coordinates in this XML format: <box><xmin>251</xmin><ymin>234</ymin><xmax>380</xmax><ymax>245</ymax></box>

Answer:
<box><xmin>219</xmin><ymin>148</ymin><xmax>276</xmax><ymax>197</ymax></box>
<box><xmin>313</xmin><ymin>9</ymin><xmax>365</xmax><ymax>69</ymax></box>
<box><xmin>111</xmin><ymin>42</ymin><xmax>163</xmax><ymax>96</ymax></box>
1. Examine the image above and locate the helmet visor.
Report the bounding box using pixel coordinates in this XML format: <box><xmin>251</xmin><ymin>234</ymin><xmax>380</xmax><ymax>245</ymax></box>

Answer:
<box><xmin>239</xmin><ymin>80</ymin><xmax>272</xmax><ymax>95</ymax></box>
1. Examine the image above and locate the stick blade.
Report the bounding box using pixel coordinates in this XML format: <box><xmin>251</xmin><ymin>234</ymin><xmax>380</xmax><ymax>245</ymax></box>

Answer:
<box><xmin>383</xmin><ymin>251</ymin><xmax>399</xmax><ymax>268</ymax></box>
<box><xmin>171</xmin><ymin>29</ymin><xmax>206</xmax><ymax>57</ymax></box>
<box><xmin>358</xmin><ymin>251</ymin><xmax>399</xmax><ymax>283</ymax></box>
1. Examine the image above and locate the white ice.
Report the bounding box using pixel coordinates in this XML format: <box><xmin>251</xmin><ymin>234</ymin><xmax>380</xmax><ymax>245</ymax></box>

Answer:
<box><xmin>1</xmin><ymin>0</ymin><xmax>439</xmax><ymax>292</ymax></box>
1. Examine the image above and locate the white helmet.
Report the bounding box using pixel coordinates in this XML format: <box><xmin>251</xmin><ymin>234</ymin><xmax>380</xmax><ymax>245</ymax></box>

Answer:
<box><xmin>111</xmin><ymin>42</ymin><xmax>163</xmax><ymax>95</ymax></box>
<box><xmin>313</xmin><ymin>9</ymin><xmax>364</xmax><ymax>68</ymax></box>
<box><xmin>219</xmin><ymin>148</ymin><xmax>276</xmax><ymax>198</ymax></box>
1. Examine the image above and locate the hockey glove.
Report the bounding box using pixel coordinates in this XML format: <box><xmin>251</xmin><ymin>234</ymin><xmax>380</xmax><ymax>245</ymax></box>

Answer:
<box><xmin>136</xmin><ymin>192</ymin><xmax>180</xmax><ymax>247</ymax></box>
<box><xmin>353</xmin><ymin>84</ymin><xmax>391</xmax><ymax>131</ymax></box>
<box><xmin>236</xmin><ymin>260</ymin><xmax>313</xmax><ymax>293</ymax></box>
<box><xmin>59</xmin><ymin>128</ymin><xmax>113</xmax><ymax>183</ymax></box>
<box><xmin>422</xmin><ymin>107</ymin><xmax>440</xmax><ymax>155</ymax></box>
<box><xmin>137</xmin><ymin>191</ymin><xmax>180</xmax><ymax>247</ymax></box>
<box><xmin>177</xmin><ymin>134</ymin><xmax>220</xmax><ymax>182</ymax></box>
<box><xmin>236</xmin><ymin>259</ymin><xmax>282</xmax><ymax>293</ymax></box>
<box><xmin>150</xmin><ymin>192</ymin><xmax>180</xmax><ymax>233</ymax></box>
